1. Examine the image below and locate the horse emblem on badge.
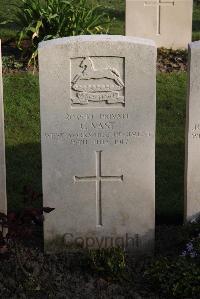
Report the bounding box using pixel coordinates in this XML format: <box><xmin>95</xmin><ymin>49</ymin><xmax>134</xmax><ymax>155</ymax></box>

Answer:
<box><xmin>71</xmin><ymin>57</ymin><xmax>125</xmax><ymax>106</ymax></box>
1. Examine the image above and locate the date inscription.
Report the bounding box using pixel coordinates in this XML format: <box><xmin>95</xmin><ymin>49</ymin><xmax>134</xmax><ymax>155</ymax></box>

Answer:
<box><xmin>44</xmin><ymin>113</ymin><xmax>153</xmax><ymax>146</ymax></box>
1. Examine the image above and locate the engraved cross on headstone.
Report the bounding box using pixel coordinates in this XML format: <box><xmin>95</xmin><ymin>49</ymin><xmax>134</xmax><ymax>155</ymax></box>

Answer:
<box><xmin>144</xmin><ymin>0</ymin><xmax>175</xmax><ymax>35</ymax></box>
<box><xmin>74</xmin><ymin>151</ymin><xmax>123</xmax><ymax>226</ymax></box>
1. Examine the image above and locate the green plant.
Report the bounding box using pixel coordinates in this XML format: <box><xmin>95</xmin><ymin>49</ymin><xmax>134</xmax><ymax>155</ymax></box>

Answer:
<box><xmin>89</xmin><ymin>247</ymin><xmax>126</xmax><ymax>280</ymax></box>
<box><xmin>9</xmin><ymin>0</ymin><xmax>111</xmax><ymax>67</ymax></box>
<box><xmin>2</xmin><ymin>56</ymin><xmax>24</xmax><ymax>72</ymax></box>
<box><xmin>0</xmin><ymin>185</ymin><xmax>54</xmax><ymax>255</ymax></box>
<box><xmin>144</xmin><ymin>257</ymin><xmax>200</xmax><ymax>298</ymax></box>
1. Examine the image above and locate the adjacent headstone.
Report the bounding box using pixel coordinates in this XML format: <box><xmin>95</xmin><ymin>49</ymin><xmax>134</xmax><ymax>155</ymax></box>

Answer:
<box><xmin>39</xmin><ymin>35</ymin><xmax>156</xmax><ymax>253</ymax></box>
<box><xmin>185</xmin><ymin>41</ymin><xmax>200</xmax><ymax>221</ymax></box>
<box><xmin>0</xmin><ymin>40</ymin><xmax>7</xmax><ymax>214</ymax></box>
<box><xmin>126</xmin><ymin>0</ymin><xmax>193</xmax><ymax>49</ymax></box>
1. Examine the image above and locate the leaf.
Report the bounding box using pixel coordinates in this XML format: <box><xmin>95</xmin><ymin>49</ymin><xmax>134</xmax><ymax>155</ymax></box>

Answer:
<box><xmin>0</xmin><ymin>20</ymin><xmax>9</xmax><ymax>25</ymax></box>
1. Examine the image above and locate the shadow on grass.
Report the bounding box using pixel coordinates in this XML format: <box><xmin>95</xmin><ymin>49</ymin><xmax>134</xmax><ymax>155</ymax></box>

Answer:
<box><xmin>193</xmin><ymin>20</ymin><xmax>200</xmax><ymax>32</ymax></box>
<box><xmin>156</xmin><ymin>142</ymin><xmax>184</xmax><ymax>225</ymax></box>
<box><xmin>6</xmin><ymin>143</ymin><xmax>42</xmax><ymax>211</ymax></box>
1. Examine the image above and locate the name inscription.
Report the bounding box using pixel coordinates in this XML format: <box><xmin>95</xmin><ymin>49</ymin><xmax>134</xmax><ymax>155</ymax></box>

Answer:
<box><xmin>45</xmin><ymin>112</ymin><xmax>152</xmax><ymax>146</ymax></box>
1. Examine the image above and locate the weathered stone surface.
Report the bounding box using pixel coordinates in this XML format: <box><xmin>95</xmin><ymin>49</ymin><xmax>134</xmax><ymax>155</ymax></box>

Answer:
<box><xmin>0</xmin><ymin>41</ymin><xmax>7</xmax><ymax>214</ymax></box>
<box><xmin>39</xmin><ymin>35</ymin><xmax>156</xmax><ymax>252</ymax></box>
<box><xmin>126</xmin><ymin>0</ymin><xmax>193</xmax><ymax>49</ymax></box>
<box><xmin>185</xmin><ymin>41</ymin><xmax>200</xmax><ymax>221</ymax></box>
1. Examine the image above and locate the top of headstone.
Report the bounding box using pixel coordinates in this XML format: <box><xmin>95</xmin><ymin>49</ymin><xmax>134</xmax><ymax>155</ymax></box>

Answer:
<box><xmin>39</xmin><ymin>35</ymin><xmax>156</xmax><ymax>49</ymax></box>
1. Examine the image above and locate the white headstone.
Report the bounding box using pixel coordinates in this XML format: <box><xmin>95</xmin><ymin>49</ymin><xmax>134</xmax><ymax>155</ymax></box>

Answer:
<box><xmin>126</xmin><ymin>0</ymin><xmax>193</xmax><ymax>49</ymax></box>
<box><xmin>39</xmin><ymin>35</ymin><xmax>156</xmax><ymax>252</ymax></box>
<box><xmin>0</xmin><ymin>41</ymin><xmax>7</xmax><ymax>214</ymax></box>
<box><xmin>185</xmin><ymin>41</ymin><xmax>200</xmax><ymax>221</ymax></box>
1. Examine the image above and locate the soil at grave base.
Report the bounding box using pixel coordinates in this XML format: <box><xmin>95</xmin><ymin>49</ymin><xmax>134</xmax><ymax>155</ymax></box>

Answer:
<box><xmin>1</xmin><ymin>38</ymin><xmax>36</xmax><ymax>74</ymax></box>
<box><xmin>1</xmin><ymin>39</ymin><xmax>188</xmax><ymax>74</ymax></box>
<box><xmin>157</xmin><ymin>48</ymin><xmax>188</xmax><ymax>73</ymax></box>
<box><xmin>0</xmin><ymin>244</ymin><xmax>160</xmax><ymax>299</ymax></box>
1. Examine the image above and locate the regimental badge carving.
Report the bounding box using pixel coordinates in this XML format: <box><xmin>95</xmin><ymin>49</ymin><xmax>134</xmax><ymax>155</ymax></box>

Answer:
<box><xmin>71</xmin><ymin>57</ymin><xmax>125</xmax><ymax>107</ymax></box>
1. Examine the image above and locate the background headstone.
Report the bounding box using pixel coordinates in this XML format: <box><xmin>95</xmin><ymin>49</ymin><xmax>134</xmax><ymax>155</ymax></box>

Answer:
<box><xmin>185</xmin><ymin>41</ymin><xmax>200</xmax><ymax>221</ymax></box>
<box><xmin>126</xmin><ymin>0</ymin><xmax>193</xmax><ymax>49</ymax></box>
<box><xmin>0</xmin><ymin>40</ymin><xmax>7</xmax><ymax>214</ymax></box>
<box><xmin>39</xmin><ymin>35</ymin><xmax>156</xmax><ymax>252</ymax></box>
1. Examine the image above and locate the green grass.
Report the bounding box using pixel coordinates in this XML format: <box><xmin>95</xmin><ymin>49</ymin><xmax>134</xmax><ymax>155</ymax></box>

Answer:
<box><xmin>3</xmin><ymin>74</ymin><xmax>41</xmax><ymax>210</ymax></box>
<box><xmin>3</xmin><ymin>72</ymin><xmax>187</xmax><ymax>223</ymax></box>
<box><xmin>0</xmin><ymin>0</ymin><xmax>20</xmax><ymax>39</ymax></box>
<box><xmin>156</xmin><ymin>73</ymin><xmax>187</xmax><ymax>223</ymax></box>
<box><xmin>92</xmin><ymin>0</ymin><xmax>124</xmax><ymax>35</ymax></box>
